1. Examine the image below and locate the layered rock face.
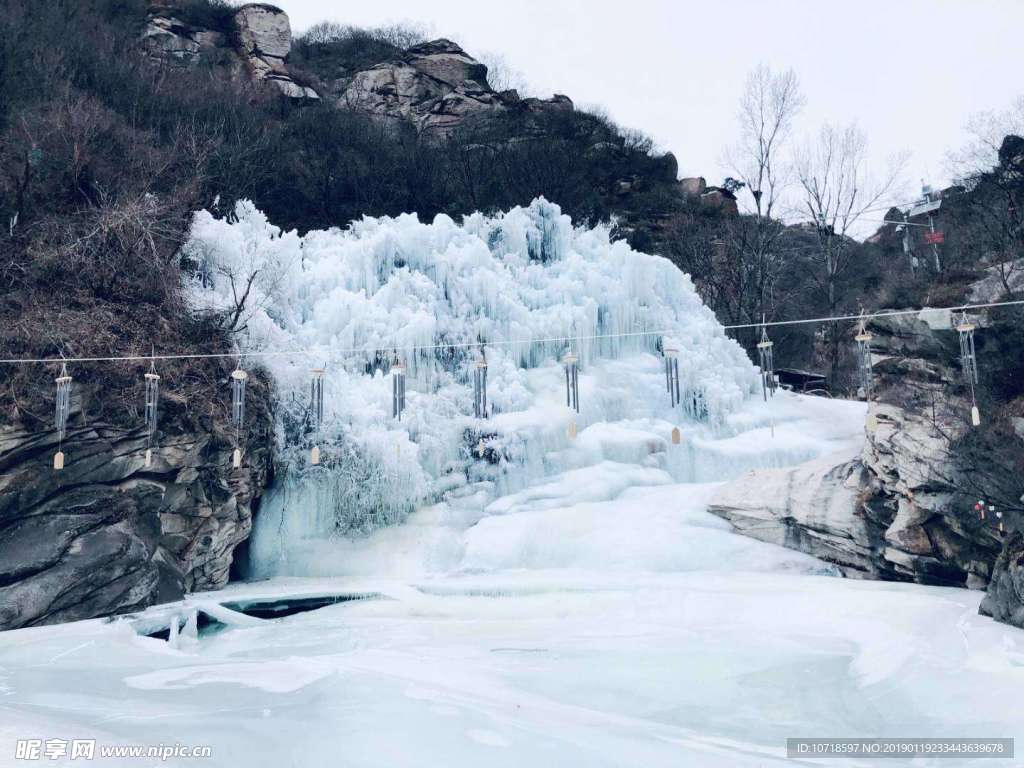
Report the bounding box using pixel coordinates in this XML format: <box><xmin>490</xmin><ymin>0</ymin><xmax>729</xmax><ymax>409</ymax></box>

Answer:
<box><xmin>0</xmin><ymin>394</ymin><xmax>272</xmax><ymax>630</ymax></box>
<box><xmin>710</xmin><ymin>307</ymin><xmax>1016</xmax><ymax>624</ymax></box>
<box><xmin>143</xmin><ymin>1</ymin><xmax>318</xmax><ymax>99</ymax></box>
<box><xmin>708</xmin><ymin>450</ymin><xmax>887</xmax><ymax>577</ymax></box>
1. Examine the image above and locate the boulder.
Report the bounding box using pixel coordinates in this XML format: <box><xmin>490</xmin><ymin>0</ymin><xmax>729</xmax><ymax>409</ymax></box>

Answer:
<box><xmin>141</xmin><ymin>1</ymin><xmax>318</xmax><ymax>100</ymax></box>
<box><xmin>233</xmin><ymin>4</ymin><xmax>291</xmax><ymax>61</ymax></box>
<box><xmin>679</xmin><ymin>177</ymin><xmax>706</xmax><ymax>197</ymax></box>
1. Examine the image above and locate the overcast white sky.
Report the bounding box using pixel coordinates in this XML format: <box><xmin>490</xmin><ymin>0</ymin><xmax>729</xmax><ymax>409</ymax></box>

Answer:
<box><xmin>278</xmin><ymin>0</ymin><xmax>1022</xmax><ymax>211</ymax></box>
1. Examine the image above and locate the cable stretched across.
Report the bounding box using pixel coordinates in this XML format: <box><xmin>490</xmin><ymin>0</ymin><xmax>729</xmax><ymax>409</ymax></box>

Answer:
<box><xmin>1</xmin><ymin>299</ymin><xmax>1023</xmax><ymax>366</ymax></box>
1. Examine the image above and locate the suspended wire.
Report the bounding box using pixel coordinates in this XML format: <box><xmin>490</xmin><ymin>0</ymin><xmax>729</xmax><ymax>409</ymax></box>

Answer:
<box><xmin>2</xmin><ymin>299</ymin><xmax>1024</xmax><ymax>366</ymax></box>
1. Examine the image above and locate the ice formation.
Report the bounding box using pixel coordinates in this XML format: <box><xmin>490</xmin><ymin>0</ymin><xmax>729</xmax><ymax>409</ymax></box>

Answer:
<box><xmin>184</xmin><ymin>198</ymin><xmax>767</xmax><ymax>572</ymax></box>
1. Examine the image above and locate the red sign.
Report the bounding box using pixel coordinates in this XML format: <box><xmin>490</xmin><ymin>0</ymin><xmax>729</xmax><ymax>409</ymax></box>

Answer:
<box><xmin>923</xmin><ymin>231</ymin><xmax>945</xmax><ymax>244</ymax></box>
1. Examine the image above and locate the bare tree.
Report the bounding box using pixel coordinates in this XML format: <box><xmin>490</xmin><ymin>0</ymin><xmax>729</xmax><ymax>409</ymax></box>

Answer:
<box><xmin>796</xmin><ymin>123</ymin><xmax>906</xmax><ymax>382</ymax></box>
<box><xmin>722</xmin><ymin>66</ymin><xmax>804</xmax><ymax>331</ymax></box>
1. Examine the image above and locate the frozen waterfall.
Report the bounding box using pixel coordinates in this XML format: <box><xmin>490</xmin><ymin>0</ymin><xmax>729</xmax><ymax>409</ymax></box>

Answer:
<box><xmin>182</xmin><ymin>198</ymin><xmax>855</xmax><ymax>579</ymax></box>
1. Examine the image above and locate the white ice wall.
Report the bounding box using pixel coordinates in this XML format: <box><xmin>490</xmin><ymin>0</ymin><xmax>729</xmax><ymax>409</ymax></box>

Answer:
<box><xmin>182</xmin><ymin>198</ymin><xmax>763</xmax><ymax>572</ymax></box>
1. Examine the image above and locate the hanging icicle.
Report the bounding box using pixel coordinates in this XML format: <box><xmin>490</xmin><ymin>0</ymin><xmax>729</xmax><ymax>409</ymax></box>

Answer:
<box><xmin>855</xmin><ymin>314</ymin><xmax>874</xmax><ymax>400</ymax></box>
<box><xmin>956</xmin><ymin>311</ymin><xmax>981</xmax><ymax>426</ymax></box>
<box><xmin>392</xmin><ymin>355</ymin><xmax>406</xmax><ymax>421</ymax></box>
<box><xmin>473</xmin><ymin>348</ymin><xmax>488</xmax><ymax>419</ymax></box>
<box><xmin>230</xmin><ymin>364</ymin><xmax>247</xmax><ymax>468</ymax></box>
<box><xmin>756</xmin><ymin>322</ymin><xmax>776</xmax><ymax>401</ymax></box>
<box><xmin>309</xmin><ymin>367</ymin><xmax>325</xmax><ymax>465</ymax></box>
<box><xmin>663</xmin><ymin>343</ymin><xmax>680</xmax><ymax>408</ymax></box>
<box><xmin>143</xmin><ymin>361</ymin><xmax>160</xmax><ymax>468</ymax></box>
<box><xmin>53</xmin><ymin>363</ymin><xmax>72</xmax><ymax>470</ymax></box>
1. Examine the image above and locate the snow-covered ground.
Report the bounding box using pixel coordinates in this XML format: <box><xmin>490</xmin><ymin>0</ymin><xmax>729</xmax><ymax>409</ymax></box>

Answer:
<box><xmin>2</xmin><ymin>391</ymin><xmax>1023</xmax><ymax>767</ymax></box>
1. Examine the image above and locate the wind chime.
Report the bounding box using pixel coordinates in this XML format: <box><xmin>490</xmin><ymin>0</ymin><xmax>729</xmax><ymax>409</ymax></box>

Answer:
<box><xmin>473</xmin><ymin>348</ymin><xmax>488</xmax><ymax>420</ymax></box>
<box><xmin>995</xmin><ymin>508</ymin><xmax>1004</xmax><ymax>535</ymax></box>
<box><xmin>756</xmin><ymin>322</ymin><xmax>777</xmax><ymax>401</ymax></box>
<box><xmin>309</xmin><ymin>367</ymin><xmax>325</xmax><ymax>465</ymax></box>
<box><xmin>974</xmin><ymin>499</ymin><xmax>988</xmax><ymax>520</ymax></box>
<box><xmin>143</xmin><ymin>361</ymin><xmax>160</xmax><ymax>468</ymax></box>
<box><xmin>663</xmin><ymin>343</ymin><xmax>681</xmax><ymax>445</ymax></box>
<box><xmin>664</xmin><ymin>344</ymin><xmax>681</xmax><ymax>407</ymax></box>
<box><xmin>956</xmin><ymin>311</ymin><xmax>981</xmax><ymax>426</ymax></box>
<box><xmin>53</xmin><ymin>363</ymin><xmax>72</xmax><ymax>470</ymax></box>
<box><xmin>230</xmin><ymin>364</ymin><xmax>248</xmax><ymax>468</ymax></box>
<box><xmin>563</xmin><ymin>347</ymin><xmax>579</xmax><ymax>439</ymax></box>
<box><xmin>855</xmin><ymin>314</ymin><xmax>874</xmax><ymax>400</ymax></box>
<box><xmin>391</xmin><ymin>355</ymin><xmax>406</xmax><ymax>421</ymax></box>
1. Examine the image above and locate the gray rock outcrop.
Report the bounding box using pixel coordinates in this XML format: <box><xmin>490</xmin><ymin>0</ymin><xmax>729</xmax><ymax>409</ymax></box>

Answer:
<box><xmin>0</xmin><ymin>392</ymin><xmax>272</xmax><ymax>631</ymax></box>
<box><xmin>708</xmin><ymin>450</ymin><xmax>887</xmax><ymax>577</ymax></box>
<box><xmin>980</xmin><ymin>533</ymin><xmax>1024</xmax><ymax>626</ymax></box>
<box><xmin>143</xmin><ymin>1</ymin><xmax>318</xmax><ymax>100</ymax></box>
<box><xmin>331</xmin><ymin>39</ymin><xmax>573</xmax><ymax>135</ymax></box>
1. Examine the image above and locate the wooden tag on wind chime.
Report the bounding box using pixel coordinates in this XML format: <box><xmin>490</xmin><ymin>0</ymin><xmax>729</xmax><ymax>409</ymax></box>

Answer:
<box><xmin>145</xmin><ymin>448</ymin><xmax>153</xmax><ymax>468</ymax></box>
<box><xmin>971</xmin><ymin>405</ymin><xmax>981</xmax><ymax>427</ymax></box>
<box><xmin>53</xmin><ymin>451</ymin><xmax>65</xmax><ymax>470</ymax></box>
<box><xmin>567</xmin><ymin>420</ymin><xmax>577</xmax><ymax>440</ymax></box>
<box><xmin>671</xmin><ymin>427</ymin><xmax>681</xmax><ymax>445</ymax></box>
<box><xmin>232</xmin><ymin>448</ymin><xmax>242</xmax><ymax>468</ymax></box>
<box><xmin>311</xmin><ymin>445</ymin><xmax>320</xmax><ymax>465</ymax></box>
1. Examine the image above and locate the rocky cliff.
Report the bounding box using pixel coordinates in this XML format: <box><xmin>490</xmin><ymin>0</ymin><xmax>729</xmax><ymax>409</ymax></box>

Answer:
<box><xmin>710</xmin><ymin>303</ymin><xmax>1023</xmax><ymax>627</ymax></box>
<box><xmin>0</xmin><ymin>378</ymin><xmax>273</xmax><ymax>631</ymax></box>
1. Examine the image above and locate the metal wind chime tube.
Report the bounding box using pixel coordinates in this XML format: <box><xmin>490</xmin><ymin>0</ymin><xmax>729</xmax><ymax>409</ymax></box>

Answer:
<box><xmin>756</xmin><ymin>323</ymin><xmax>776</xmax><ymax>401</ymax></box>
<box><xmin>309</xmin><ymin>367</ymin><xmax>325</xmax><ymax>465</ymax></box>
<box><xmin>230</xmin><ymin>365</ymin><xmax>248</xmax><ymax>468</ymax></box>
<box><xmin>391</xmin><ymin>356</ymin><xmax>406</xmax><ymax>421</ymax></box>
<box><xmin>956</xmin><ymin>311</ymin><xmax>981</xmax><ymax>426</ymax></box>
<box><xmin>855</xmin><ymin>314</ymin><xmax>874</xmax><ymax>400</ymax></box>
<box><xmin>562</xmin><ymin>347</ymin><xmax>579</xmax><ymax>439</ymax></box>
<box><xmin>663</xmin><ymin>344</ymin><xmax>680</xmax><ymax>408</ymax></box>
<box><xmin>473</xmin><ymin>348</ymin><xmax>488</xmax><ymax>419</ymax></box>
<box><xmin>143</xmin><ymin>361</ymin><xmax>160</xmax><ymax>468</ymax></box>
<box><xmin>53</xmin><ymin>363</ymin><xmax>72</xmax><ymax>470</ymax></box>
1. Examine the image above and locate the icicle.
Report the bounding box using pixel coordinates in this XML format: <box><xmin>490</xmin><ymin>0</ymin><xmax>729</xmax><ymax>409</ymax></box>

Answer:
<box><xmin>143</xmin><ymin>361</ymin><xmax>160</xmax><ymax>468</ymax></box>
<box><xmin>756</xmin><ymin>321</ymin><xmax>776</xmax><ymax>401</ymax></box>
<box><xmin>473</xmin><ymin>347</ymin><xmax>488</xmax><ymax>419</ymax></box>
<box><xmin>956</xmin><ymin>312</ymin><xmax>981</xmax><ymax>426</ymax></box>
<box><xmin>855</xmin><ymin>314</ymin><xmax>874</xmax><ymax>400</ymax></box>
<box><xmin>53</xmin><ymin>363</ymin><xmax>72</xmax><ymax>470</ymax></box>
<box><xmin>391</xmin><ymin>355</ymin><xmax>406</xmax><ymax>421</ymax></box>
<box><xmin>309</xmin><ymin>367</ymin><xmax>325</xmax><ymax>465</ymax></box>
<box><xmin>663</xmin><ymin>343</ymin><xmax>680</xmax><ymax>408</ymax></box>
<box><xmin>230</xmin><ymin>365</ymin><xmax>248</xmax><ymax>468</ymax></box>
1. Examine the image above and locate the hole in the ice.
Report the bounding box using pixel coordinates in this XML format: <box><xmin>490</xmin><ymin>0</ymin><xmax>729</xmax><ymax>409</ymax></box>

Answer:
<box><xmin>144</xmin><ymin>610</ymin><xmax>225</xmax><ymax>640</ymax></box>
<box><xmin>220</xmin><ymin>592</ymin><xmax>383</xmax><ymax>620</ymax></box>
